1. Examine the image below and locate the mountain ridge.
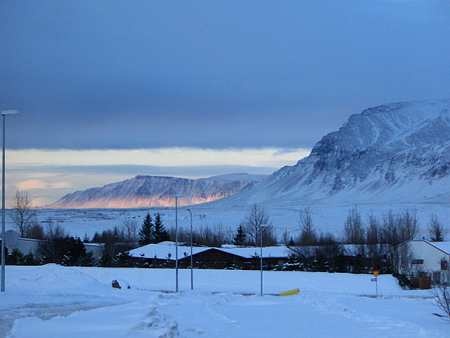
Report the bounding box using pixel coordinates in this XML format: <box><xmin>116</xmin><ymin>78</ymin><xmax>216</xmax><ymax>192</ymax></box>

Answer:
<box><xmin>215</xmin><ymin>99</ymin><xmax>450</xmax><ymax>207</ymax></box>
<box><xmin>51</xmin><ymin>173</ymin><xmax>267</xmax><ymax>208</ymax></box>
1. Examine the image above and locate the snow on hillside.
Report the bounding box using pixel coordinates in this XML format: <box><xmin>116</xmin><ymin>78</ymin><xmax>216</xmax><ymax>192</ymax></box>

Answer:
<box><xmin>218</xmin><ymin>99</ymin><xmax>450</xmax><ymax>206</ymax></box>
<box><xmin>1</xmin><ymin>265</ymin><xmax>447</xmax><ymax>338</ymax></box>
<box><xmin>50</xmin><ymin>173</ymin><xmax>266</xmax><ymax>209</ymax></box>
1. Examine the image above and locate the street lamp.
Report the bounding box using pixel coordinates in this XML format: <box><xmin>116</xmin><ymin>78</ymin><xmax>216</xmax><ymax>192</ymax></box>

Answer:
<box><xmin>1</xmin><ymin>109</ymin><xmax>19</xmax><ymax>293</ymax></box>
<box><xmin>186</xmin><ymin>208</ymin><xmax>193</xmax><ymax>290</ymax></box>
<box><xmin>175</xmin><ymin>196</ymin><xmax>179</xmax><ymax>292</ymax></box>
<box><xmin>259</xmin><ymin>224</ymin><xmax>267</xmax><ymax>296</ymax></box>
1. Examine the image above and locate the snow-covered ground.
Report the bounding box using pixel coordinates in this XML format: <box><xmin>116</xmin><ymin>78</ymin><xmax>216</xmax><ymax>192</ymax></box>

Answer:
<box><xmin>0</xmin><ymin>265</ymin><xmax>448</xmax><ymax>338</ymax></box>
<box><xmin>13</xmin><ymin>202</ymin><xmax>450</xmax><ymax>238</ymax></box>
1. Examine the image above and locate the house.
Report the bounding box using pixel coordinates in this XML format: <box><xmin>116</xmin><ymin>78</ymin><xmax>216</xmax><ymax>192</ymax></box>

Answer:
<box><xmin>180</xmin><ymin>248</ymin><xmax>250</xmax><ymax>269</ymax></box>
<box><xmin>397</xmin><ymin>240</ymin><xmax>450</xmax><ymax>285</ymax></box>
<box><xmin>84</xmin><ymin>242</ymin><xmax>105</xmax><ymax>260</ymax></box>
<box><xmin>128</xmin><ymin>242</ymin><xmax>293</xmax><ymax>269</ymax></box>
<box><xmin>216</xmin><ymin>246</ymin><xmax>292</xmax><ymax>269</ymax></box>
<box><xmin>0</xmin><ymin>229</ymin><xmax>105</xmax><ymax>261</ymax></box>
<box><xmin>1</xmin><ymin>230</ymin><xmax>41</xmax><ymax>257</ymax></box>
<box><xmin>128</xmin><ymin>241</ymin><xmax>211</xmax><ymax>267</ymax></box>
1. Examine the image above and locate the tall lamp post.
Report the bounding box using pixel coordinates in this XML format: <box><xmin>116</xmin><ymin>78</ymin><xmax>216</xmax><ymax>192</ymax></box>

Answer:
<box><xmin>259</xmin><ymin>224</ymin><xmax>267</xmax><ymax>297</ymax></box>
<box><xmin>1</xmin><ymin>110</ymin><xmax>18</xmax><ymax>293</ymax></box>
<box><xmin>186</xmin><ymin>208</ymin><xmax>193</xmax><ymax>290</ymax></box>
<box><xmin>175</xmin><ymin>196</ymin><xmax>179</xmax><ymax>292</ymax></box>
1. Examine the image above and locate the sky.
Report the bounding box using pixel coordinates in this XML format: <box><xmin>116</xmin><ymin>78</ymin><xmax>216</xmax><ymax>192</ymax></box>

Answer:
<box><xmin>1</xmin><ymin>0</ymin><xmax>450</xmax><ymax>206</ymax></box>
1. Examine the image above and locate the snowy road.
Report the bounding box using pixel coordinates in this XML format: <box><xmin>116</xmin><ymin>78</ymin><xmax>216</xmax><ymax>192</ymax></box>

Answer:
<box><xmin>1</xmin><ymin>265</ymin><xmax>448</xmax><ymax>338</ymax></box>
<box><xmin>0</xmin><ymin>301</ymin><xmax>117</xmax><ymax>338</ymax></box>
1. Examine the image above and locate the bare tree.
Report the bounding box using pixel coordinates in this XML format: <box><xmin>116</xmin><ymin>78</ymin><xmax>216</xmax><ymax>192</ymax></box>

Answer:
<box><xmin>366</xmin><ymin>214</ymin><xmax>379</xmax><ymax>245</ymax></box>
<box><xmin>45</xmin><ymin>222</ymin><xmax>67</xmax><ymax>240</ymax></box>
<box><xmin>243</xmin><ymin>204</ymin><xmax>274</xmax><ymax>246</ymax></box>
<box><xmin>343</xmin><ymin>206</ymin><xmax>365</xmax><ymax>244</ymax></box>
<box><xmin>281</xmin><ymin>227</ymin><xmax>290</xmax><ymax>245</ymax></box>
<box><xmin>381</xmin><ymin>209</ymin><xmax>418</xmax><ymax>245</ymax></box>
<box><xmin>380</xmin><ymin>210</ymin><xmax>397</xmax><ymax>245</ymax></box>
<box><xmin>298</xmin><ymin>208</ymin><xmax>317</xmax><ymax>245</ymax></box>
<box><xmin>381</xmin><ymin>209</ymin><xmax>419</xmax><ymax>273</ymax></box>
<box><xmin>366</xmin><ymin>213</ymin><xmax>381</xmax><ymax>258</ymax></box>
<box><xmin>171</xmin><ymin>224</ymin><xmax>232</xmax><ymax>247</ymax></box>
<box><xmin>428</xmin><ymin>214</ymin><xmax>445</xmax><ymax>242</ymax></box>
<box><xmin>121</xmin><ymin>219</ymin><xmax>138</xmax><ymax>242</ymax></box>
<box><xmin>398</xmin><ymin>210</ymin><xmax>419</xmax><ymax>242</ymax></box>
<box><xmin>261</xmin><ymin>225</ymin><xmax>277</xmax><ymax>246</ymax></box>
<box><xmin>434</xmin><ymin>285</ymin><xmax>450</xmax><ymax>319</ymax></box>
<box><xmin>11</xmin><ymin>191</ymin><xmax>36</xmax><ymax>237</ymax></box>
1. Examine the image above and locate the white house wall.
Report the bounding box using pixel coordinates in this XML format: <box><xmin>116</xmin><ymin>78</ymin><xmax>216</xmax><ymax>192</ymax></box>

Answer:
<box><xmin>401</xmin><ymin>241</ymin><xmax>449</xmax><ymax>275</ymax></box>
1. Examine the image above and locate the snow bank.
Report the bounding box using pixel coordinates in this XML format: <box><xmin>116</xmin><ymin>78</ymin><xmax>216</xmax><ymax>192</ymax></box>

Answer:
<box><xmin>2</xmin><ymin>266</ymin><xmax>446</xmax><ymax>338</ymax></box>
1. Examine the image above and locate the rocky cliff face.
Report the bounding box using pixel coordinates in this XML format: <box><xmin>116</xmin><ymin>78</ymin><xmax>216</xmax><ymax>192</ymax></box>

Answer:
<box><xmin>51</xmin><ymin>173</ymin><xmax>266</xmax><ymax>208</ymax></box>
<box><xmin>223</xmin><ymin>100</ymin><xmax>450</xmax><ymax>206</ymax></box>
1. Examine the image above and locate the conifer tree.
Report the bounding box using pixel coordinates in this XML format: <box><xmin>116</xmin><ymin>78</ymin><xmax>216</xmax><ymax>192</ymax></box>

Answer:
<box><xmin>138</xmin><ymin>213</ymin><xmax>154</xmax><ymax>245</ymax></box>
<box><xmin>233</xmin><ymin>225</ymin><xmax>247</xmax><ymax>246</ymax></box>
<box><xmin>153</xmin><ymin>212</ymin><xmax>170</xmax><ymax>243</ymax></box>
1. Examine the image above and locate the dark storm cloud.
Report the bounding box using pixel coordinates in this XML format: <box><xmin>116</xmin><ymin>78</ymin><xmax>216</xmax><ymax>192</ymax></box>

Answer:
<box><xmin>1</xmin><ymin>0</ymin><xmax>450</xmax><ymax>149</ymax></box>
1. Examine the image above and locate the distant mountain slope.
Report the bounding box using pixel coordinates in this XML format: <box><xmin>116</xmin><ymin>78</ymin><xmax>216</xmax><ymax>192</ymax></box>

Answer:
<box><xmin>51</xmin><ymin>173</ymin><xmax>266</xmax><ymax>208</ymax></box>
<box><xmin>219</xmin><ymin>99</ymin><xmax>450</xmax><ymax>207</ymax></box>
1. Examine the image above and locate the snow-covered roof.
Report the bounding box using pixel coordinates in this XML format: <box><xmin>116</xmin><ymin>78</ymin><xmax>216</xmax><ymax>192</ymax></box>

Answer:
<box><xmin>219</xmin><ymin>246</ymin><xmax>293</xmax><ymax>258</ymax></box>
<box><xmin>129</xmin><ymin>242</ymin><xmax>210</xmax><ymax>260</ymax></box>
<box><xmin>129</xmin><ymin>243</ymin><xmax>293</xmax><ymax>260</ymax></box>
<box><xmin>428</xmin><ymin>241</ymin><xmax>450</xmax><ymax>255</ymax></box>
<box><xmin>84</xmin><ymin>242</ymin><xmax>105</xmax><ymax>247</ymax></box>
<box><xmin>129</xmin><ymin>242</ymin><xmax>402</xmax><ymax>261</ymax></box>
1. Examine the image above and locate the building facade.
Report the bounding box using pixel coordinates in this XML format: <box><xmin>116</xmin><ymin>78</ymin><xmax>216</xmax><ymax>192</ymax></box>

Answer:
<box><xmin>397</xmin><ymin>240</ymin><xmax>450</xmax><ymax>285</ymax></box>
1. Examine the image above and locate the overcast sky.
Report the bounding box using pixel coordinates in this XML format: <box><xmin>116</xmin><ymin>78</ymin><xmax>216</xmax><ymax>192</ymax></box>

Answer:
<box><xmin>1</xmin><ymin>0</ymin><xmax>450</xmax><ymax>205</ymax></box>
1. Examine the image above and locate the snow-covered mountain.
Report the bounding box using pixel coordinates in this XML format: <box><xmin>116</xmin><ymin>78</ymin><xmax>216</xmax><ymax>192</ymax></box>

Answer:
<box><xmin>34</xmin><ymin>99</ymin><xmax>450</xmax><ymax>237</ymax></box>
<box><xmin>51</xmin><ymin>173</ymin><xmax>266</xmax><ymax>208</ymax></box>
<box><xmin>221</xmin><ymin>99</ymin><xmax>450</xmax><ymax>207</ymax></box>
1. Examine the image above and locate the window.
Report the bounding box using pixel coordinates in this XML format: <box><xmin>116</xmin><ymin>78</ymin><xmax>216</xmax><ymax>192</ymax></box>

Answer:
<box><xmin>411</xmin><ymin>259</ymin><xmax>424</xmax><ymax>265</ymax></box>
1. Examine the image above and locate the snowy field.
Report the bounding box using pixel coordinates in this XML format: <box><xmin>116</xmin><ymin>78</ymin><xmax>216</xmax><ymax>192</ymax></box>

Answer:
<box><xmin>11</xmin><ymin>203</ymin><xmax>450</xmax><ymax>238</ymax></box>
<box><xmin>0</xmin><ymin>265</ymin><xmax>448</xmax><ymax>338</ymax></box>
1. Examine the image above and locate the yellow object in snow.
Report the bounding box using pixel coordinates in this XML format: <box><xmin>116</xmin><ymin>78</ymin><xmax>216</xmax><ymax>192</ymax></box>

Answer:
<box><xmin>279</xmin><ymin>288</ymin><xmax>300</xmax><ymax>296</ymax></box>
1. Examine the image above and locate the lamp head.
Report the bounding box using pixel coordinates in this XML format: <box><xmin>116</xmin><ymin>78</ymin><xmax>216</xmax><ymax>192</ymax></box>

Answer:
<box><xmin>1</xmin><ymin>110</ymin><xmax>19</xmax><ymax>116</ymax></box>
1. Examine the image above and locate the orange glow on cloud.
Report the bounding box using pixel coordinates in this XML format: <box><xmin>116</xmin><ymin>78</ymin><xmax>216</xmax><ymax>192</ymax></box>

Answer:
<box><xmin>16</xmin><ymin>179</ymin><xmax>72</xmax><ymax>191</ymax></box>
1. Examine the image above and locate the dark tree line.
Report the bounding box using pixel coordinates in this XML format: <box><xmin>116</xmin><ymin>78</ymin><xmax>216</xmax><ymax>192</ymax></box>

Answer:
<box><xmin>278</xmin><ymin>207</ymin><xmax>448</xmax><ymax>274</ymax></box>
<box><xmin>7</xmin><ymin>222</ymin><xmax>94</xmax><ymax>266</ymax></box>
<box><xmin>173</xmin><ymin>224</ymin><xmax>232</xmax><ymax>247</ymax></box>
<box><xmin>38</xmin><ymin>223</ymin><xmax>94</xmax><ymax>266</ymax></box>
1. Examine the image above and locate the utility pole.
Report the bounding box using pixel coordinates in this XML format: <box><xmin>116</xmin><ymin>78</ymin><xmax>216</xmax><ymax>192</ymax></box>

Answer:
<box><xmin>1</xmin><ymin>114</ymin><xmax>5</xmax><ymax>293</ymax></box>
<box><xmin>260</xmin><ymin>224</ymin><xmax>266</xmax><ymax>296</ymax></box>
<box><xmin>175</xmin><ymin>196</ymin><xmax>179</xmax><ymax>292</ymax></box>
<box><xmin>186</xmin><ymin>208</ymin><xmax>193</xmax><ymax>290</ymax></box>
<box><xmin>1</xmin><ymin>110</ymin><xmax>18</xmax><ymax>293</ymax></box>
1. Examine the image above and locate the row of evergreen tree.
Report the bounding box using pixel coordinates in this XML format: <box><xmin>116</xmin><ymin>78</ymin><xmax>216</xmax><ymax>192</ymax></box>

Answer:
<box><xmin>138</xmin><ymin>212</ymin><xmax>170</xmax><ymax>245</ymax></box>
